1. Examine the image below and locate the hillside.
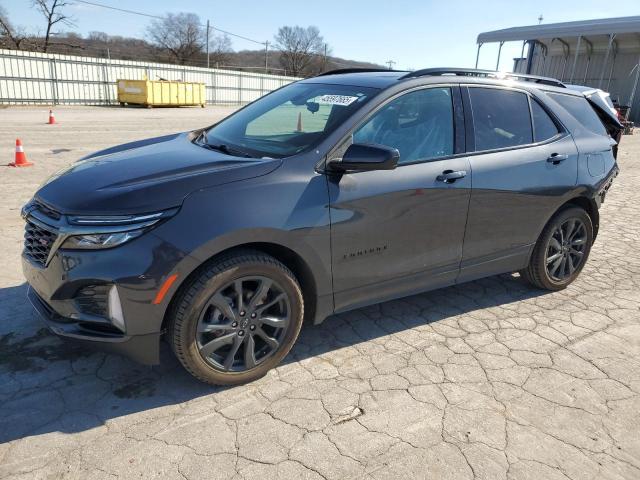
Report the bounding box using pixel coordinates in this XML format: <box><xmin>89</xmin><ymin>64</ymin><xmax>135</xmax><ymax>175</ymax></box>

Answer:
<box><xmin>0</xmin><ymin>32</ymin><xmax>385</xmax><ymax>76</ymax></box>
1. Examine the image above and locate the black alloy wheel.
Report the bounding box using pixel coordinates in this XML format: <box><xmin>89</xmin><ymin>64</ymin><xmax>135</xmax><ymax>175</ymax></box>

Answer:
<box><xmin>169</xmin><ymin>250</ymin><xmax>304</xmax><ymax>385</ymax></box>
<box><xmin>545</xmin><ymin>218</ymin><xmax>588</xmax><ymax>282</ymax></box>
<box><xmin>521</xmin><ymin>206</ymin><xmax>593</xmax><ymax>291</ymax></box>
<box><xmin>196</xmin><ymin>276</ymin><xmax>290</xmax><ymax>372</ymax></box>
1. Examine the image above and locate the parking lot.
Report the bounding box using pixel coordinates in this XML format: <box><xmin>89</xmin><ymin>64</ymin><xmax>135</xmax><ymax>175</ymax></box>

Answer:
<box><xmin>1</xmin><ymin>105</ymin><xmax>639</xmax><ymax>480</ymax></box>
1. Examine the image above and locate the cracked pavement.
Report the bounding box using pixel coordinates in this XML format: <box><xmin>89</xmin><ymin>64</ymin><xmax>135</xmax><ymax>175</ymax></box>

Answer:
<box><xmin>1</xmin><ymin>106</ymin><xmax>639</xmax><ymax>479</ymax></box>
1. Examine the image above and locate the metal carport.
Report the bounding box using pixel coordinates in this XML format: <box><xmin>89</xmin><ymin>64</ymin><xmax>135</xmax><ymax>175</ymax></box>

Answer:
<box><xmin>476</xmin><ymin>16</ymin><xmax>640</xmax><ymax>122</ymax></box>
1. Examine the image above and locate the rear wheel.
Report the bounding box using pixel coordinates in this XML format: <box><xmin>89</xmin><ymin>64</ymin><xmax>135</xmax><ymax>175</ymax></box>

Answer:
<box><xmin>169</xmin><ymin>250</ymin><xmax>304</xmax><ymax>385</ymax></box>
<box><xmin>521</xmin><ymin>207</ymin><xmax>593</xmax><ymax>290</ymax></box>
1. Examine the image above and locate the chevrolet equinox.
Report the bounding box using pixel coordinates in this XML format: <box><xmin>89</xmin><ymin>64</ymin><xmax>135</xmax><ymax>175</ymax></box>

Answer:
<box><xmin>22</xmin><ymin>68</ymin><xmax>621</xmax><ymax>385</ymax></box>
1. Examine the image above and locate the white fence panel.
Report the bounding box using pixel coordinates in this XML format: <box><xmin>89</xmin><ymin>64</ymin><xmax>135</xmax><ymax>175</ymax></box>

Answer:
<box><xmin>0</xmin><ymin>49</ymin><xmax>298</xmax><ymax>106</ymax></box>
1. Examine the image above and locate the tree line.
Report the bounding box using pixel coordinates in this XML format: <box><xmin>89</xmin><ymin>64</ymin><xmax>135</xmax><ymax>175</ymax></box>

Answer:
<box><xmin>0</xmin><ymin>1</ymin><xmax>382</xmax><ymax>76</ymax></box>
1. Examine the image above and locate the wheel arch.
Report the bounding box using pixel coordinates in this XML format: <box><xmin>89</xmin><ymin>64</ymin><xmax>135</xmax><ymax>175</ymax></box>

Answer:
<box><xmin>559</xmin><ymin>196</ymin><xmax>600</xmax><ymax>240</ymax></box>
<box><xmin>526</xmin><ymin>194</ymin><xmax>600</xmax><ymax>266</ymax></box>
<box><xmin>161</xmin><ymin>242</ymin><xmax>321</xmax><ymax>334</ymax></box>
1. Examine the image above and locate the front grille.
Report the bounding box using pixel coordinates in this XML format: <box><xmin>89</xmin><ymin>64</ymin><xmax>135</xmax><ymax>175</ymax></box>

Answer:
<box><xmin>24</xmin><ymin>221</ymin><xmax>58</xmax><ymax>267</ymax></box>
<box><xmin>74</xmin><ymin>284</ymin><xmax>110</xmax><ymax>318</ymax></box>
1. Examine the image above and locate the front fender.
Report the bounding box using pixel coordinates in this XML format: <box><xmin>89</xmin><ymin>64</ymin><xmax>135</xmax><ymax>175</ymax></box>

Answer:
<box><xmin>151</xmin><ymin>162</ymin><xmax>333</xmax><ymax>324</ymax></box>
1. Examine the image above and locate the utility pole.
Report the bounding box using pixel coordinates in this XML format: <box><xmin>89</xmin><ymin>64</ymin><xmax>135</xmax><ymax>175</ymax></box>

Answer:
<box><xmin>386</xmin><ymin>60</ymin><xmax>395</xmax><ymax>70</ymax></box>
<box><xmin>264</xmin><ymin>40</ymin><xmax>269</xmax><ymax>73</ymax></box>
<box><xmin>538</xmin><ymin>14</ymin><xmax>544</xmax><ymax>24</ymax></box>
<box><xmin>323</xmin><ymin>43</ymin><xmax>328</xmax><ymax>71</ymax></box>
<box><xmin>206</xmin><ymin>19</ymin><xmax>210</xmax><ymax>68</ymax></box>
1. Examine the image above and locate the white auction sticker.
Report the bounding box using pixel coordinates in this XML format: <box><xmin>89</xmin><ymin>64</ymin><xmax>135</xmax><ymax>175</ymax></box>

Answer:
<box><xmin>317</xmin><ymin>95</ymin><xmax>359</xmax><ymax>106</ymax></box>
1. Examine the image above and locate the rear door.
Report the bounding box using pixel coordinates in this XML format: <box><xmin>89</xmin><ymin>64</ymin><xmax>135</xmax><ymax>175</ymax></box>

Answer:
<box><xmin>459</xmin><ymin>85</ymin><xmax>579</xmax><ymax>281</ymax></box>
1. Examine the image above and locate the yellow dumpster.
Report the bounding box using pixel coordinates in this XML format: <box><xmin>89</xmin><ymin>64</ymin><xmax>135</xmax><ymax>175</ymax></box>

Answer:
<box><xmin>117</xmin><ymin>79</ymin><xmax>206</xmax><ymax>108</ymax></box>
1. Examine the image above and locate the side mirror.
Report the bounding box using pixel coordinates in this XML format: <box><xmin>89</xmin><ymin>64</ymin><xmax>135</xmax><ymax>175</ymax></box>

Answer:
<box><xmin>327</xmin><ymin>143</ymin><xmax>399</xmax><ymax>173</ymax></box>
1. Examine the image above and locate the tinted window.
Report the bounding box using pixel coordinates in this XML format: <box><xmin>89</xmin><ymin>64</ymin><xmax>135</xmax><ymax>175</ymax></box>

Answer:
<box><xmin>531</xmin><ymin>99</ymin><xmax>560</xmax><ymax>142</ymax></box>
<box><xmin>353</xmin><ymin>87</ymin><xmax>454</xmax><ymax>164</ymax></box>
<box><xmin>547</xmin><ymin>93</ymin><xmax>607</xmax><ymax>136</ymax></box>
<box><xmin>469</xmin><ymin>88</ymin><xmax>533</xmax><ymax>150</ymax></box>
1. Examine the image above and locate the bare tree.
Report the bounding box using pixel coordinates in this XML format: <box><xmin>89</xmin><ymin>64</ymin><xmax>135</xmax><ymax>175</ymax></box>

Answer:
<box><xmin>146</xmin><ymin>12</ymin><xmax>203</xmax><ymax>65</ymax></box>
<box><xmin>0</xmin><ymin>4</ymin><xmax>28</xmax><ymax>49</ymax></box>
<box><xmin>274</xmin><ymin>26</ymin><xmax>324</xmax><ymax>76</ymax></box>
<box><xmin>32</xmin><ymin>0</ymin><xmax>74</xmax><ymax>52</ymax></box>
<box><xmin>208</xmin><ymin>33</ymin><xmax>232</xmax><ymax>66</ymax></box>
<box><xmin>87</xmin><ymin>30</ymin><xmax>108</xmax><ymax>43</ymax></box>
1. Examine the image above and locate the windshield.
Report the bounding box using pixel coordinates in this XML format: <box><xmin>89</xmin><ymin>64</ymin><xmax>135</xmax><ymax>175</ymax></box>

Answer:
<box><xmin>201</xmin><ymin>82</ymin><xmax>378</xmax><ymax>158</ymax></box>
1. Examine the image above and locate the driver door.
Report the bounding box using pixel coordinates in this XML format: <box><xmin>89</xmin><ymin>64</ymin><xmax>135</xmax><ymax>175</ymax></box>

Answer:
<box><xmin>328</xmin><ymin>86</ymin><xmax>472</xmax><ymax>312</ymax></box>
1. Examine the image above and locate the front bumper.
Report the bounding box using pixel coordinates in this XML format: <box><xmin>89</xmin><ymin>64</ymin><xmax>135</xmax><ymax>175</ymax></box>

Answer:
<box><xmin>21</xmin><ymin>217</ymin><xmax>197</xmax><ymax>365</ymax></box>
<box><xmin>28</xmin><ymin>286</ymin><xmax>162</xmax><ymax>364</ymax></box>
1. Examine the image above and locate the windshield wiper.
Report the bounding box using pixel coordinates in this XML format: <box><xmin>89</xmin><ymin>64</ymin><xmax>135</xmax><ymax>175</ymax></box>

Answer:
<box><xmin>194</xmin><ymin>128</ymin><xmax>255</xmax><ymax>158</ymax></box>
<box><xmin>196</xmin><ymin>128</ymin><xmax>208</xmax><ymax>144</ymax></box>
<box><xmin>203</xmin><ymin>143</ymin><xmax>254</xmax><ymax>158</ymax></box>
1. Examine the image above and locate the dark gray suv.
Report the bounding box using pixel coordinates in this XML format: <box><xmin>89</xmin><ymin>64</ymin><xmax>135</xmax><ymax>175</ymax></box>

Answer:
<box><xmin>21</xmin><ymin>68</ymin><xmax>620</xmax><ymax>384</ymax></box>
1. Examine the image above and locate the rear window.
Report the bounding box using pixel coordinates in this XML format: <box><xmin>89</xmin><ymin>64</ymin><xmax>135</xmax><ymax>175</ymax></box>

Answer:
<box><xmin>469</xmin><ymin>88</ymin><xmax>533</xmax><ymax>151</ymax></box>
<box><xmin>547</xmin><ymin>93</ymin><xmax>607</xmax><ymax>136</ymax></box>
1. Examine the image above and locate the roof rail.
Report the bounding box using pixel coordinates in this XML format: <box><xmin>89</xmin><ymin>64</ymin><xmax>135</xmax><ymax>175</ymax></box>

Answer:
<box><xmin>317</xmin><ymin>68</ymin><xmax>404</xmax><ymax>77</ymax></box>
<box><xmin>399</xmin><ymin>68</ymin><xmax>566</xmax><ymax>88</ymax></box>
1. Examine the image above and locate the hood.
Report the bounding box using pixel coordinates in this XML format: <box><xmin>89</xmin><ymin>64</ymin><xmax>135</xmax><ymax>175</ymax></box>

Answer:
<box><xmin>35</xmin><ymin>132</ymin><xmax>282</xmax><ymax>215</ymax></box>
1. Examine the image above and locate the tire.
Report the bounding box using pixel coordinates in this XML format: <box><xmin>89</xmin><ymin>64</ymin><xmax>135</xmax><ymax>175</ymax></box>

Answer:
<box><xmin>521</xmin><ymin>206</ymin><xmax>593</xmax><ymax>291</ymax></box>
<box><xmin>168</xmin><ymin>250</ymin><xmax>304</xmax><ymax>385</ymax></box>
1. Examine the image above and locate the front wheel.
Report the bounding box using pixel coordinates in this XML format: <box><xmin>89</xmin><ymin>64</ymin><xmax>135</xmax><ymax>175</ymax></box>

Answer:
<box><xmin>169</xmin><ymin>250</ymin><xmax>304</xmax><ymax>385</ymax></box>
<box><xmin>521</xmin><ymin>206</ymin><xmax>593</xmax><ymax>291</ymax></box>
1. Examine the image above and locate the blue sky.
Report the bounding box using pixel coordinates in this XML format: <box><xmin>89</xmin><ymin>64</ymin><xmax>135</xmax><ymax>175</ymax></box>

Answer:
<box><xmin>2</xmin><ymin>0</ymin><xmax>639</xmax><ymax>70</ymax></box>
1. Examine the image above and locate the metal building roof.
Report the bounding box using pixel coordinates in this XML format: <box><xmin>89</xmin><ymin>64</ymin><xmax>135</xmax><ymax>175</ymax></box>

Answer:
<box><xmin>477</xmin><ymin>15</ymin><xmax>640</xmax><ymax>43</ymax></box>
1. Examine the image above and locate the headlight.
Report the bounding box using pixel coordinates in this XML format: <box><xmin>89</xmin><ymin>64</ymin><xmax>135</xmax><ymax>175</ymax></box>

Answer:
<box><xmin>61</xmin><ymin>230</ymin><xmax>145</xmax><ymax>249</ymax></box>
<box><xmin>60</xmin><ymin>208</ymin><xmax>178</xmax><ymax>250</ymax></box>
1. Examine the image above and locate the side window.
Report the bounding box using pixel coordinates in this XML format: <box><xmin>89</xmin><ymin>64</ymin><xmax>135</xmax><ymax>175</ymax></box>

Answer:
<box><xmin>353</xmin><ymin>87</ymin><xmax>454</xmax><ymax>164</ymax></box>
<box><xmin>546</xmin><ymin>93</ymin><xmax>607</xmax><ymax>136</ymax></box>
<box><xmin>469</xmin><ymin>88</ymin><xmax>533</xmax><ymax>151</ymax></box>
<box><xmin>531</xmin><ymin>99</ymin><xmax>560</xmax><ymax>142</ymax></box>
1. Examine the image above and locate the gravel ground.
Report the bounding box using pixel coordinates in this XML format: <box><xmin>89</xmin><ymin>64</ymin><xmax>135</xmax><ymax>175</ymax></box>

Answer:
<box><xmin>0</xmin><ymin>106</ymin><xmax>639</xmax><ymax>480</ymax></box>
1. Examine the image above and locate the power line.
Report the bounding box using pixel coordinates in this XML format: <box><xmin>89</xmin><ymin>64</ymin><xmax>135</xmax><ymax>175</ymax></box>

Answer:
<box><xmin>55</xmin><ymin>1</ymin><xmax>383</xmax><ymax>73</ymax></box>
<box><xmin>73</xmin><ymin>0</ymin><xmax>267</xmax><ymax>45</ymax></box>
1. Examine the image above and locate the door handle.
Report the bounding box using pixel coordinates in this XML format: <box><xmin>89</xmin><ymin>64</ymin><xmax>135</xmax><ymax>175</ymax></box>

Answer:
<box><xmin>547</xmin><ymin>153</ymin><xmax>569</xmax><ymax>164</ymax></box>
<box><xmin>436</xmin><ymin>170</ymin><xmax>467</xmax><ymax>183</ymax></box>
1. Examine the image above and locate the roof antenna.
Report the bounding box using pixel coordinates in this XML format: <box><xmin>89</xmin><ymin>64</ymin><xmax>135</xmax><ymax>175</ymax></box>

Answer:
<box><xmin>538</xmin><ymin>14</ymin><xmax>544</xmax><ymax>24</ymax></box>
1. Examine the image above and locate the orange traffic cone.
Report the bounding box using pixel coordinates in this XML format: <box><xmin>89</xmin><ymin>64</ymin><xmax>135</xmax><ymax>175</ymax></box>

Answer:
<box><xmin>296</xmin><ymin>112</ymin><xmax>303</xmax><ymax>132</ymax></box>
<box><xmin>9</xmin><ymin>139</ymin><xmax>33</xmax><ymax>167</ymax></box>
<box><xmin>48</xmin><ymin>110</ymin><xmax>56</xmax><ymax>124</ymax></box>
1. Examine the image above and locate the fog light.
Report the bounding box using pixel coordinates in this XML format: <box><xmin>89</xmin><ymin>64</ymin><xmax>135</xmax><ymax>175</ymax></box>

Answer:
<box><xmin>108</xmin><ymin>285</ymin><xmax>126</xmax><ymax>333</ymax></box>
